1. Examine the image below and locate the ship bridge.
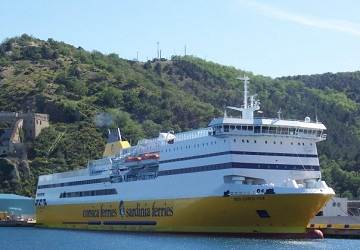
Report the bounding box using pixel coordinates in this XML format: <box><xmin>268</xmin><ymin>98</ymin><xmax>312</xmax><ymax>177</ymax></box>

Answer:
<box><xmin>209</xmin><ymin>116</ymin><xmax>327</xmax><ymax>141</ymax></box>
<box><xmin>209</xmin><ymin>75</ymin><xmax>327</xmax><ymax>141</ymax></box>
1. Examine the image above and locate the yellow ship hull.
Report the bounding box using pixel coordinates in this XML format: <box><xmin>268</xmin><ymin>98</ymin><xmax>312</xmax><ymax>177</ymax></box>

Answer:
<box><xmin>36</xmin><ymin>193</ymin><xmax>332</xmax><ymax>236</ymax></box>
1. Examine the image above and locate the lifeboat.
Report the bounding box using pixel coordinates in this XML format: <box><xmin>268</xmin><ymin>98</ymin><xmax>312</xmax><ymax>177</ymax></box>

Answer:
<box><xmin>141</xmin><ymin>153</ymin><xmax>160</xmax><ymax>160</ymax></box>
<box><xmin>125</xmin><ymin>156</ymin><xmax>142</xmax><ymax>162</ymax></box>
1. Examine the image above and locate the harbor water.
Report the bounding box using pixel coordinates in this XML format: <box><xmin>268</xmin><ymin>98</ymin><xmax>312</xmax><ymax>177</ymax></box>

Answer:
<box><xmin>0</xmin><ymin>227</ymin><xmax>359</xmax><ymax>250</ymax></box>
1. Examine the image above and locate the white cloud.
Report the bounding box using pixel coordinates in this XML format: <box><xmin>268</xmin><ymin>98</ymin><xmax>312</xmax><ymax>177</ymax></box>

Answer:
<box><xmin>239</xmin><ymin>0</ymin><xmax>360</xmax><ymax>37</ymax></box>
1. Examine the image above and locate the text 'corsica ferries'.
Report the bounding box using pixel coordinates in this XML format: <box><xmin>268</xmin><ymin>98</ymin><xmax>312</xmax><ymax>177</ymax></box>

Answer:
<box><xmin>36</xmin><ymin>76</ymin><xmax>334</xmax><ymax>237</ymax></box>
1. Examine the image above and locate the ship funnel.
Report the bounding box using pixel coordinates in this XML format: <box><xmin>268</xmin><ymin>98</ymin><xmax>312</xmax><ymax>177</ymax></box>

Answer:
<box><xmin>103</xmin><ymin>128</ymin><xmax>130</xmax><ymax>157</ymax></box>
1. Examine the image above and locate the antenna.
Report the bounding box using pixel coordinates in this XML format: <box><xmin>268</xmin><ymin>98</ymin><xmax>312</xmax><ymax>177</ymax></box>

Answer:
<box><xmin>117</xmin><ymin>128</ymin><xmax>122</xmax><ymax>141</ymax></box>
<box><xmin>184</xmin><ymin>45</ymin><xmax>187</xmax><ymax>56</ymax></box>
<box><xmin>157</xmin><ymin>41</ymin><xmax>160</xmax><ymax>59</ymax></box>
<box><xmin>160</xmin><ymin>49</ymin><xmax>162</xmax><ymax>59</ymax></box>
<box><xmin>136</xmin><ymin>51</ymin><xmax>139</xmax><ymax>61</ymax></box>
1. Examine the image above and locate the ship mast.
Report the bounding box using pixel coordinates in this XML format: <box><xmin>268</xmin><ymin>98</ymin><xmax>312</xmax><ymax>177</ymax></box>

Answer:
<box><xmin>226</xmin><ymin>75</ymin><xmax>260</xmax><ymax>120</ymax></box>
<box><xmin>238</xmin><ymin>75</ymin><xmax>249</xmax><ymax>109</ymax></box>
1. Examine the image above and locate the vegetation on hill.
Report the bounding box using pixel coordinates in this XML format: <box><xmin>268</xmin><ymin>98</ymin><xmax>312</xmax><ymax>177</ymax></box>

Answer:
<box><xmin>0</xmin><ymin>34</ymin><xmax>359</xmax><ymax>198</ymax></box>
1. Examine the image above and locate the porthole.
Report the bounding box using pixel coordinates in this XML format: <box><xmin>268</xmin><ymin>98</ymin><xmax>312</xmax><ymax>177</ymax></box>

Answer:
<box><xmin>265</xmin><ymin>141</ymin><xmax>268</xmax><ymax>144</ymax></box>
<box><xmin>273</xmin><ymin>141</ymin><xmax>276</xmax><ymax>144</ymax></box>
<box><xmin>233</xmin><ymin>139</ymin><xmax>236</xmax><ymax>142</ymax></box>
<box><xmin>254</xmin><ymin>140</ymin><xmax>257</xmax><ymax>143</ymax></box>
<box><xmin>242</xmin><ymin>139</ymin><xmax>245</xmax><ymax>143</ymax></box>
<box><xmin>246</xmin><ymin>140</ymin><xmax>249</xmax><ymax>143</ymax></box>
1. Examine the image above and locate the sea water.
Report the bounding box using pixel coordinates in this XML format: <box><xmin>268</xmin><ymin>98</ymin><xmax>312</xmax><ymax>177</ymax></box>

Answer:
<box><xmin>0</xmin><ymin>227</ymin><xmax>359</xmax><ymax>250</ymax></box>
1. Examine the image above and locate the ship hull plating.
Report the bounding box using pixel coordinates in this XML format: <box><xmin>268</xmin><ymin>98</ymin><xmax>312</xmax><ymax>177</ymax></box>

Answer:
<box><xmin>36</xmin><ymin>193</ymin><xmax>332</xmax><ymax>236</ymax></box>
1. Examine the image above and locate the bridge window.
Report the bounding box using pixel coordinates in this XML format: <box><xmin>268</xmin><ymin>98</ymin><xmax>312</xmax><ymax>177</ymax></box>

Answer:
<box><xmin>262</xmin><ymin>126</ymin><xmax>269</xmax><ymax>133</ymax></box>
<box><xmin>289</xmin><ymin>128</ymin><xmax>296</xmax><ymax>135</ymax></box>
<box><xmin>280</xmin><ymin>128</ymin><xmax>288</xmax><ymax>134</ymax></box>
<box><xmin>269</xmin><ymin>127</ymin><xmax>276</xmax><ymax>134</ymax></box>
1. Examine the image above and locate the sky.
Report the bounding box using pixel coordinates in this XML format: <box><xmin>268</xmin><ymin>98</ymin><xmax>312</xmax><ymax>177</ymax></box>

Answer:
<box><xmin>1</xmin><ymin>0</ymin><xmax>360</xmax><ymax>77</ymax></box>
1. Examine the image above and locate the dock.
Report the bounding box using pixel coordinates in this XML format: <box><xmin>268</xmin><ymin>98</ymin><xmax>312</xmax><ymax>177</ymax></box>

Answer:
<box><xmin>0</xmin><ymin>220</ymin><xmax>36</xmax><ymax>227</ymax></box>
<box><xmin>308</xmin><ymin>216</ymin><xmax>360</xmax><ymax>238</ymax></box>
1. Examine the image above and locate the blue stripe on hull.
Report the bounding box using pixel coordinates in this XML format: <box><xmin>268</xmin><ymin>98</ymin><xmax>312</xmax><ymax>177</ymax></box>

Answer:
<box><xmin>158</xmin><ymin>162</ymin><xmax>319</xmax><ymax>176</ymax></box>
<box><xmin>160</xmin><ymin>151</ymin><xmax>318</xmax><ymax>164</ymax></box>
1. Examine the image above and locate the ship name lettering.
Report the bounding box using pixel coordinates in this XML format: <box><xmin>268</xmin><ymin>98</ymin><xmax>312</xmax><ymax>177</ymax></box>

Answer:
<box><xmin>123</xmin><ymin>202</ymin><xmax>174</xmax><ymax>217</ymax></box>
<box><xmin>82</xmin><ymin>206</ymin><xmax>117</xmax><ymax>218</ymax></box>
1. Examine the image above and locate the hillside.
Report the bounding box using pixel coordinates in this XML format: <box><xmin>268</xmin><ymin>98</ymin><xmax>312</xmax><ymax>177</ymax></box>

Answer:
<box><xmin>0</xmin><ymin>34</ymin><xmax>359</xmax><ymax>198</ymax></box>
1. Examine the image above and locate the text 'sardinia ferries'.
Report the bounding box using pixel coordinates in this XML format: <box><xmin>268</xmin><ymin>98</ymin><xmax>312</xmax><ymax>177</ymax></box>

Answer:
<box><xmin>36</xmin><ymin>76</ymin><xmax>334</xmax><ymax>237</ymax></box>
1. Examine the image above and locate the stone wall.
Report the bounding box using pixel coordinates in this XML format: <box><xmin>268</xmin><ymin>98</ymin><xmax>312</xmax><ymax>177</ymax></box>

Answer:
<box><xmin>0</xmin><ymin>112</ymin><xmax>49</xmax><ymax>156</ymax></box>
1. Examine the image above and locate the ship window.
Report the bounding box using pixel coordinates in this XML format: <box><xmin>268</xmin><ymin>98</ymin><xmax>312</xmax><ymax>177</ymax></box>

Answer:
<box><xmin>254</xmin><ymin>140</ymin><xmax>256</xmax><ymax>143</ymax></box>
<box><xmin>298</xmin><ymin>142</ymin><xmax>301</xmax><ymax>145</ymax></box>
<box><xmin>280</xmin><ymin>141</ymin><xmax>283</xmax><ymax>144</ymax></box>
<box><xmin>236</xmin><ymin>125</ymin><xmax>241</xmax><ymax>130</ymax></box>
<box><xmin>265</xmin><ymin>141</ymin><xmax>267</xmax><ymax>144</ymax></box>
<box><xmin>247</xmin><ymin>126</ymin><xmax>253</xmax><ymax>131</ymax></box>
<box><xmin>224</xmin><ymin>125</ymin><xmax>229</xmax><ymax>132</ymax></box>
<box><xmin>246</xmin><ymin>140</ymin><xmax>249</xmax><ymax>143</ymax></box>
<box><xmin>254</xmin><ymin>126</ymin><xmax>261</xmax><ymax>133</ymax></box>
<box><xmin>230</xmin><ymin>125</ymin><xmax>235</xmax><ymax>130</ymax></box>
<box><xmin>233</xmin><ymin>139</ymin><xmax>236</xmax><ymax>142</ymax></box>
<box><xmin>269</xmin><ymin>127</ymin><xmax>276</xmax><ymax>134</ymax></box>
<box><xmin>281</xmin><ymin>128</ymin><xmax>288</xmax><ymax>134</ymax></box>
<box><xmin>291</xmin><ymin>142</ymin><xmax>293</xmax><ymax>145</ymax></box>
<box><xmin>273</xmin><ymin>141</ymin><xmax>276</xmax><ymax>144</ymax></box>
<box><xmin>242</xmin><ymin>139</ymin><xmax>245</xmax><ymax>143</ymax></box>
<box><xmin>262</xmin><ymin>126</ymin><xmax>269</xmax><ymax>133</ymax></box>
<box><xmin>256</xmin><ymin>210</ymin><xmax>270</xmax><ymax>218</ymax></box>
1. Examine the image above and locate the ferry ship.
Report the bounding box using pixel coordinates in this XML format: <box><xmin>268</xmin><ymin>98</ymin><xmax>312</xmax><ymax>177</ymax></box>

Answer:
<box><xmin>35</xmin><ymin>76</ymin><xmax>334</xmax><ymax>237</ymax></box>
